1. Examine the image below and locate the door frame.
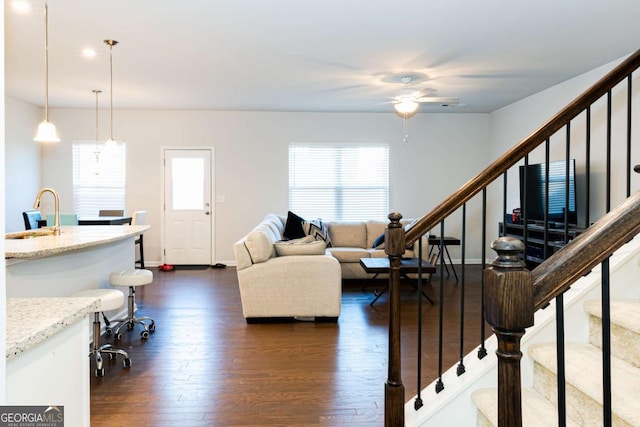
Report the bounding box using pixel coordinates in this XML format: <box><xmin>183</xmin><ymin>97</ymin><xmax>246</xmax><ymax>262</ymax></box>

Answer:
<box><xmin>160</xmin><ymin>146</ymin><xmax>216</xmax><ymax>265</ymax></box>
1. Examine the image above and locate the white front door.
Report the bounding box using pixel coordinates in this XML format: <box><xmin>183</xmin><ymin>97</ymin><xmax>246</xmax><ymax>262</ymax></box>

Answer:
<box><xmin>163</xmin><ymin>148</ymin><xmax>214</xmax><ymax>265</ymax></box>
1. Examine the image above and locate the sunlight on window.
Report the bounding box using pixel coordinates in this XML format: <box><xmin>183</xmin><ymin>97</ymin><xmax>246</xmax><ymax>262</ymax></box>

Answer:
<box><xmin>172</xmin><ymin>158</ymin><xmax>205</xmax><ymax>210</ymax></box>
<box><xmin>72</xmin><ymin>142</ymin><xmax>126</xmax><ymax>217</ymax></box>
<box><xmin>289</xmin><ymin>144</ymin><xmax>389</xmax><ymax>221</ymax></box>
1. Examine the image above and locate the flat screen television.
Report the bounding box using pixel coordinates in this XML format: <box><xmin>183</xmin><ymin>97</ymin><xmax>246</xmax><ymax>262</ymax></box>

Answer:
<box><xmin>519</xmin><ymin>159</ymin><xmax>577</xmax><ymax>226</ymax></box>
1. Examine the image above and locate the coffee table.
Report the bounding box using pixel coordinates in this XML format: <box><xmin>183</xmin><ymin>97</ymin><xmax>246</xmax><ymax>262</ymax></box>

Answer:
<box><xmin>359</xmin><ymin>257</ymin><xmax>436</xmax><ymax>306</ymax></box>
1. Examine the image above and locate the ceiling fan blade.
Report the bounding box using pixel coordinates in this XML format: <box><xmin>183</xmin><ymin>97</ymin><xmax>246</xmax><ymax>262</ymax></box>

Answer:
<box><xmin>322</xmin><ymin>83</ymin><xmax>372</xmax><ymax>93</ymax></box>
<box><xmin>415</xmin><ymin>96</ymin><xmax>460</xmax><ymax>105</ymax></box>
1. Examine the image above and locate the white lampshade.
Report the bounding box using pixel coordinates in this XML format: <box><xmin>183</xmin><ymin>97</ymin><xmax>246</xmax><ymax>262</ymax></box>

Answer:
<box><xmin>34</xmin><ymin>120</ymin><xmax>60</xmax><ymax>142</ymax></box>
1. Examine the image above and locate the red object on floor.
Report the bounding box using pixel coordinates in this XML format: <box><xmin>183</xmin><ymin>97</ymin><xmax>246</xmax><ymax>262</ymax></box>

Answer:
<box><xmin>159</xmin><ymin>264</ymin><xmax>174</xmax><ymax>271</ymax></box>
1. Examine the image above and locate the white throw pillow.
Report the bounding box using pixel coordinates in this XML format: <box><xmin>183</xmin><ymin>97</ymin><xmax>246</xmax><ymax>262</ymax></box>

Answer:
<box><xmin>274</xmin><ymin>236</ymin><xmax>326</xmax><ymax>256</ymax></box>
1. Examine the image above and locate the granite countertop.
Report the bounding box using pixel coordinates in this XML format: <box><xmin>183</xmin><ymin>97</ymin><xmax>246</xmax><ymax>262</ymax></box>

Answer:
<box><xmin>5</xmin><ymin>225</ymin><xmax>149</xmax><ymax>259</ymax></box>
<box><xmin>6</xmin><ymin>297</ymin><xmax>100</xmax><ymax>360</ymax></box>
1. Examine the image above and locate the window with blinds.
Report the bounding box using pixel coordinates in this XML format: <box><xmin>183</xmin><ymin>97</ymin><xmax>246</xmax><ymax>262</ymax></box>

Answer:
<box><xmin>288</xmin><ymin>144</ymin><xmax>389</xmax><ymax>222</ymax></box>
<box><xmin>72</xmin><ymin>142</ymin><xmax>126</xmax><ymax>217</ymax></box>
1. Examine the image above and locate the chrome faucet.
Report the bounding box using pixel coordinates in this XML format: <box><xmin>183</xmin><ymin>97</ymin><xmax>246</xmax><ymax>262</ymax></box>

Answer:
<box><xmin>33</xmin><ymin>187</ymin><xmax>60</xmax><ymax>235</ymax></box>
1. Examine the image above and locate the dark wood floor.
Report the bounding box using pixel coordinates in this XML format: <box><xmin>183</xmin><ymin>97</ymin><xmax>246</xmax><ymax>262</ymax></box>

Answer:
<box><xmin>90</xmin><ymin>264</ymin><xmax>490</xmax><ymax>426</ymax></box>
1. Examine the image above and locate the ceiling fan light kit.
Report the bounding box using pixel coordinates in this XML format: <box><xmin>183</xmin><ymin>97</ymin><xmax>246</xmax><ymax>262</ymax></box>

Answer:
<box><xmin>394</xmin><ymin>97</ymin><xmax>419</xmax><ymax>115</ymax></box>
<box><xmin>389</xmin><ymin>74</ymin><xmax>462</xmax><ymax>142</ymax></box>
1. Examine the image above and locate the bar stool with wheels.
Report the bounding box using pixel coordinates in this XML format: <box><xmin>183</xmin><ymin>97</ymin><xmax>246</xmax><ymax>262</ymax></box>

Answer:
<box><xmin>109</xmin><ymin>268</ymin><xmax>156</xmax><ymax>339</ymax></box>
<box><xmin>73</xmin><ymin>288</ymin><xmax>132</xmax><ymax>377</ymax></box>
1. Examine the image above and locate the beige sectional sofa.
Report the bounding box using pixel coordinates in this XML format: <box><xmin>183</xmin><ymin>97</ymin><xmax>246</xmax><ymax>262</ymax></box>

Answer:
<box><xmin>233</xmin><ymin>213</ymin><xmax>427</xmax><ymax>322</ymax></box>
<box><xmin>233</xmin><ymin>214</ymin><xmax>342</xmax><ymax>322</ymax></box>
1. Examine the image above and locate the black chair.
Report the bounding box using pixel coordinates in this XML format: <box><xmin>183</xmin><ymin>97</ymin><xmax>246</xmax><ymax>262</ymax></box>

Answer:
<box><xmin>131</xmin><ymin>211</ymin><xmax>147</xmax><ymax>269</ymax></box>
<box><xmin>23</xmin><ymin>210</ymin><xmax>43</xmax><ymax>230</ymax></box>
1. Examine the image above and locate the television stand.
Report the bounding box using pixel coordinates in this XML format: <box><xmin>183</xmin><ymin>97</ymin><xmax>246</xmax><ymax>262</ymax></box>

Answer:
<box><xmin>499</xmin><ymin>222</ymin><xmax>584</xmax><ymax>269</ymax></box>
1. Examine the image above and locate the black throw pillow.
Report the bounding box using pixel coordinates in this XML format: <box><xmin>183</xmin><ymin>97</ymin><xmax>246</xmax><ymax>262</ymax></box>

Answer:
<box><xmin>283</xmin><ymin>211</ymin><xmax>307</xmax><ymax>239</ymax></box>
<box><xmin>373</xmin><ymin>233</ymin><xmax>385</xmax><ymax>248</ymax></box>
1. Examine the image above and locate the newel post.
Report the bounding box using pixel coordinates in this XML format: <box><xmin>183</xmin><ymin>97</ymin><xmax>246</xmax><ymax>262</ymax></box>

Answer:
<box><xmin>385</xmin><ymin>212</ymin><xmax>405</xmax><ymax>427</ymax></box>
<box><xmin>484</xmin><ymin>237</ymin><xmax>534</xmax><ymax>427</ymax></box>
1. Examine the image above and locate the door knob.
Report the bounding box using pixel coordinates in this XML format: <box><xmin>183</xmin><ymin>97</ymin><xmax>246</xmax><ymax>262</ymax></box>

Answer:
<box><xmin>205</xmin><ymin>211</ymin><xmax>210</xmax><ymax>215</ymax></box>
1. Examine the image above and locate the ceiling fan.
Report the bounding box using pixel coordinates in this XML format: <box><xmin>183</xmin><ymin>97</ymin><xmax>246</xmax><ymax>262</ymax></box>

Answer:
<box><xmin>389</xmin><ymin>75</ymin><xmax>461</xmax><ymax>143</ymax></box>
<box><xmin>392</xmin><ymin>75</ymin><xmax>460</xmax><ymax>115</ymax></box>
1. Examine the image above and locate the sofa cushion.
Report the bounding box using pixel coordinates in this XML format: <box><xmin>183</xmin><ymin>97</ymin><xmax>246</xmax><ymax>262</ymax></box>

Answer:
<box><xmin>262</xmin><ymin>220</ymin><xmax>283</xmax><ymax>241</ymax></box>
<box><xmin>368</xmin><ymin>248</ymin><xmax>387</xmax><ymax>258</ymax></box>
<box><xmin>366</xmin><ymin>220</ymin><xmax>388</xmax><ymax>248</ymax></box>
<box><xmin>326</xmin><ymin>247</ymin><xmax>370</xmax><ymax>263</ymax></box>
<box><xmin>263</xmin><ymin>213</ymin><xmax>285</xmax><ymax>237</ymax></box>
<box><xmin>283</xmin><ymin>211</ymin><xmax>307</xmax><ymax>239</ymax></box>
<box><xmin>274</xmin><ymin>237</ymin><xmax>327</xmax><ymax>256</ymax></box>
<box><xmin>302</xmin><ymin>219</ymin><xmax>332</xmax><ymax>247</ymax></box>
<box><xmin>367</xmin><ymin>248</ymin><xmax>414</xmax><ymax>258</ymax></box>
<box><xmin>245</xmin><ymin>225</ymin><xmax>277</xmax><ymax>263</ymax></box>
<box><xmin>328</xmin><ymin>221</ymin><xmax>366</xmax><ymax>248</ymax></box>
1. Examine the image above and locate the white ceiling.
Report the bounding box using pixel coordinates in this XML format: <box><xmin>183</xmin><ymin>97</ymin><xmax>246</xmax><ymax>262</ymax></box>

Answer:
<box><xmin>5</xmin><ymin>0</ymin><xmax>640</xmax><ymax>114</ymax></box>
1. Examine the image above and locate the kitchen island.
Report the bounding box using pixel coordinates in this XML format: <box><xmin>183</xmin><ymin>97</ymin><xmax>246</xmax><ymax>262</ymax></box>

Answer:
<box><xmin>6</xmin><ymin>297</ymin><xmax>99</xmax><ymax>427</ymax></box>
<box><xmin>6</xmin><ymin>224</ymin><xmax>149</xmax><ymax>298</ymax></box>
<box><xmin>4</xmin><ymin>225</ymin><xmax>149</xmax><ymax>424</ymax></box>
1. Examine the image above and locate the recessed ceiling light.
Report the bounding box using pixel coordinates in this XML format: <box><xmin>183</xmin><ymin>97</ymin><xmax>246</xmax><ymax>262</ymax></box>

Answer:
<box><xmin>12</xmin><ymin>0</ymin><xmax>31</xmax><ymax>13</ymax></box>
<box><xmin>82</xmin><ymin>48</ymin><xmax>97</xmax><ymax>59</ymax></box>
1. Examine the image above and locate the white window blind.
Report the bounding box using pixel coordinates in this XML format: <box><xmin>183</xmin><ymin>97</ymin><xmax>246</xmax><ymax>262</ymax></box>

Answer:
<box><xmin>289</xmin><ymin>144</ymin><xmax>389</xmax><ymax>221</ymax></box>
<box><xmin>72</xmin><ymin>142</ymin><xmax>126</xmax><ymax>217</ymax></box>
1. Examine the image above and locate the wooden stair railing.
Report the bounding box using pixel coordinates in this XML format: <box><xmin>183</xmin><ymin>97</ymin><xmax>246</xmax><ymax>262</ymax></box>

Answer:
<box><xmin>384</xmin><ymin>48</ymin><xmax>640</xmax><ymax>427</ymax></box>
<box><xmin>532</xmin><ymin>191</ymin><xmax>640</xmax><ymax>311</ymax></box>
<box><xmin>485</xmin><ymin>191</ymin><xmax>640</xmax><ymax>426</ymax></box>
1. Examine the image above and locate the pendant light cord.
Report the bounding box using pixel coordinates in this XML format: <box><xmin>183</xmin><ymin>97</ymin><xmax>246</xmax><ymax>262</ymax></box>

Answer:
<box><xmin>93</xmin><ymin>89</ymin><xmax>101</xmax><ymax>142</ymax></box>
<box><xmin>104</xmin><ymin>39</ymin><xmax>119</xmax><ymax>143</ymax></box>
<box><xmin>109</xmin><ymin>43</ymin><xmax>113</xmax><ymax>141</ymax></box>
<box><xmin>44</xmin><ymin>1</ymin><xmax>50</xmax><ymax>121</ymax></box>
<box><xmin>93</xmin><ymin>89</ymin><xmax>101</xmax><ymax>171</ymax></box>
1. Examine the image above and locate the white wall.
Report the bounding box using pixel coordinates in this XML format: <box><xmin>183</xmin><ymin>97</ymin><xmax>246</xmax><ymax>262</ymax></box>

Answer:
<box><xmin>4</xmin><ymin>97</ymin><xmax>41</xmax><ymax>232</ymax></box>
<box><xmin>35</xmin><ymin>110</ymin><xmax>490</xmax><ymax>264</ymax></box>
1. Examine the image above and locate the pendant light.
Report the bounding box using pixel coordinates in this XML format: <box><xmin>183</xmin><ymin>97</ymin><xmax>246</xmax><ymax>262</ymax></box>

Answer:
<box><xmin>104</xmin><ymin>39</ymin><xmax>119</xmax><ymax>148</ymax></box>
<box><xmin>34</xmin><ymin>1</ymin><xmax>60</xmax><ymax>142</ymax></box>
<box><xmin>92</xmin><ymin>89</ymin><xmax>102</xmax><ymax>174</ymax></box>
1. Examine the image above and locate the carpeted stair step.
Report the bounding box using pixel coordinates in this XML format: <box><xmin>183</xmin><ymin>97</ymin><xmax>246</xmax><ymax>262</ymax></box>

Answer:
<box><xmin>529</xmin><ymin>342</ymin><xmax>640</xmax><ymax>426</ymax></box>
<box><xmin>471</xmin><ymin>387</ymin><xmax>581</xmax><ymax>427</ymax></box>
<box><xmin>583</xmin><ymin>299</ymin><xmax>640</xmax><ymax>368</ymax></box>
